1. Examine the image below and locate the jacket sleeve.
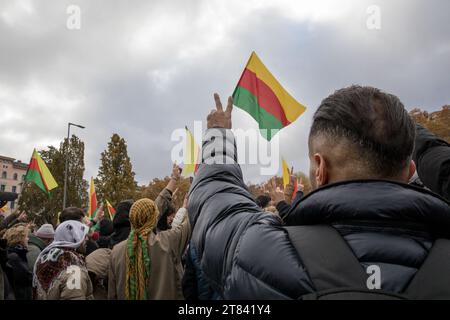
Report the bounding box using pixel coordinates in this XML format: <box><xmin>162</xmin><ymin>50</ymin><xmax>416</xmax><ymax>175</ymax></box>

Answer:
<box><xmin>155</xmin><ymin>188</ymin><xmax>173</xmax><ymax>230</ymax></box>
<box><xmin>8</xmin><ymin>253</ymin><xmax>32</xmax><ymax>288</ymax></box>
<box><xmin>181</xmin><ymin>246</ymin><xmax>198</xmax><ymax>300</ymax></box>
<box><xmin>165</xmin><ymin>209</ymin><xmax>191</xmax><ymax>257</ymax></box>
<box><xmin>155</xmin><ymin>188</ymin><xmax>173</xmax><ymax>217</ymax></box>
<box><xmin>187</xmin><ymin>129</ymin><xmax>311</xmax><ymax>299</ymax></box>
<box><xmin>276</xmin><ymin>201</ymin><xmax>291</xmax><ymax>220</ymax></box>
<box><xmin>0</xmin><ymin>214</ymin><xmax>19</xmax><ymax>231</ymax></box>
<box><xmin>413</xmin><ymin>124</ymin><xmax>450</xmax><ymax>200</ymax></box>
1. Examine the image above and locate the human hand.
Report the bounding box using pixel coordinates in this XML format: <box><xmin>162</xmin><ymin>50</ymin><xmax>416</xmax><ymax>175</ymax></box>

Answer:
<box><xmin>298</xmin><ymin>176</ymin><xmax>304</xmax><ymax>192</ymax></box>
<box><xmin>83</xmin><ymin>216</ymin><xmax>92</xmax><ymax>227</ymax></box>
<box><xmin>207</xmin><ymin>93</ymin><xmax>233</xmax><ymax>129</ymax></box>
<box><xmin>183</xmin><ymin>195</ymin><xmax>189</xmax><ymax>209</ymax></box>
<box><xmin>94</xmin><ymin>205</ymin><xmax>104</xmax><ymax>222</ymax></box>
<box><xmin>18</xmin><ymin>211</ymin><xmax>28</xmax><ymax>222</ymax></box>
<box><xmin>267</xmin><ymin>177</ymin><xmax>284</xmax><ymax>204</ymax></box>
<box><xmin>171</xmin><ymin>162</ymin><xmax>182</xmax><ymax>181</ymax></box>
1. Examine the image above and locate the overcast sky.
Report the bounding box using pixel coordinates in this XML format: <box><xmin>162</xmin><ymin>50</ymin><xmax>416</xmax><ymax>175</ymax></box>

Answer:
<box><xmin>1</xmin><ymin>0</ymin><xmax>449</xmax><ymax>185</ymax></box>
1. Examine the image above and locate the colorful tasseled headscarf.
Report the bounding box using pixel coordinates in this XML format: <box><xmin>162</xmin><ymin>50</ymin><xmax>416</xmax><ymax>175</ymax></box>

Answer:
<box><xmin>125</xmin><ymin>198</ymin><xmax>159</xmax><ymax>300</ymax></box>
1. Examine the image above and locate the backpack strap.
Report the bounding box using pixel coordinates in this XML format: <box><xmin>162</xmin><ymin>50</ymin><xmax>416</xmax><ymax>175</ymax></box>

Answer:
<box><xmin>284</xmin><ymin>225</ymin><xmax>367</xmax><ymax>292</ymax></box>
<box><xmin>404</xmin><ymin>239</ymin><xmax>450</xmax><ymax>299</ymax></box>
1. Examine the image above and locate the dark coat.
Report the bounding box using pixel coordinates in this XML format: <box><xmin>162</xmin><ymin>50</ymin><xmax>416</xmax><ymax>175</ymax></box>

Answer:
<box><xmin>188</xmin><ymin>128</ymin><xmax>450</xmax><ymax>299</ymax></box>
<box><xmin>26</xmin><ymin>235</ymin><xmax>46</xmax><ymax>272</ymax></box>
<box><xmin>110</xmin><ymin>200</ymin><xmax>133</xmax><ymax>247</ymax></box>
<box><xmin>182</xmin><ymin>243</ymin><xmax>219</xmax><ymax>300</ymax></box>
<box><xmin>6</xmin><ymin>245</ymin><xmax>32</xmax><ymax>300</ymax></box>
<box><xmin>413</xmin><ymin>123</ymin><xmax>450</xmax><ymax>200</ymax></box>
<box><xmin>97</xmin><ymin>220</ymin><xmax>113</xmax><ymax>249</ymax></box>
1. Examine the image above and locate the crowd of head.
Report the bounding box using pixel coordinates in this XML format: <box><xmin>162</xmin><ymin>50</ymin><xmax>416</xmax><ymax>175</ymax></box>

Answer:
<box><xmin>1</xmin><ymin>85</ymin><xmax>449</xmax><ymax>300</ymax></box>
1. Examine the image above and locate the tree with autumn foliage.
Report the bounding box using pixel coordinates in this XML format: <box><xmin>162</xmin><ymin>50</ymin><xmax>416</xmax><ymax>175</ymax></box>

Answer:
<box><xmin>247</xmin><ymin>171</ymin><xmax>312</xmax><ymax>200</ymax></box>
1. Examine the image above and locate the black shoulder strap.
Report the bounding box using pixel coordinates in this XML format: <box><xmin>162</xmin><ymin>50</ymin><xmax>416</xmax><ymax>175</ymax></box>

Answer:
<box><xmin>284</xmin><ymin>225</ymin><xmax>367</xmax><ymax>292</ymax></box>
<box><xmin>404</xmin><ymin>239</ymin><xmax>450</xmax><ymax>299</ymax></box>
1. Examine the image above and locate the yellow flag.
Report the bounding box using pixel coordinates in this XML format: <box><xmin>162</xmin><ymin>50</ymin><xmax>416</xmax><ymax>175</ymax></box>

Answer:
<box><xmin>183</xmin><ymin>126</ymin><xmax>200</xmax><ymax>176</ymax></box>
<box><xmin>282</xmin><ymin>158</ymin><xmax>290</xmax><ymax>188</ymax></box>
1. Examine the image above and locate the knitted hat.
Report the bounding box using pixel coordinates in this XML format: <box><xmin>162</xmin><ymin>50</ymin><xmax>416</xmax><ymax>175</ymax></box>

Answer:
<box><xmin>35</xmin><ymin>224</ymin><xmax>55</xmax><ymax>239</ymax></box>
<box><xmin>125</xmin><ymin>198</ymin><xmax>159</xmax><ymax>300</ymax></box>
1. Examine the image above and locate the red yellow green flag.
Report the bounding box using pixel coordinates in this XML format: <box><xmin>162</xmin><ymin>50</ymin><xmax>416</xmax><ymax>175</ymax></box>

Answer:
<box><xmin>183</xmin><ymin>126</ymin><xmax>200</xmax><ymax>176</ymax></box>
<box><xmin>88</xmin><ymin>177</ymin><xmax>98</xmax><ymax>219</ymax></box>
<box><xmin>282</xmin><ymin>158</ymin><xmax>298</xmax><ymax>201</ymax></box>
<box><xmin>232</xmin><ymin>52</ymin><xmax>306</xmax><ymax>140</ymax></box>
<box><xmin>25</xmin><ymin>149</ymin><xmax>58</xmax><ymax>196</ymax></box>
<box><xmin>106</xmin><ymin>199</ymin><xmax>116</xmax><ymax>220</ymax></box>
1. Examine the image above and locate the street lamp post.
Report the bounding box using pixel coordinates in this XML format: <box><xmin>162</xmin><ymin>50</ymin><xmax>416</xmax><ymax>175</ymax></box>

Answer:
<box><xmin>63</xmin><ymin>122</ymin><xmax>85</xmax><ymax>210</ymax></box>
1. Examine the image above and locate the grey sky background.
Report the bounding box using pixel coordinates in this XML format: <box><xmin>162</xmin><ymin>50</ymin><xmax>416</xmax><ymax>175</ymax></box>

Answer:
<box><xmin>1</xmin><ymin>0</ymin><xmax>449</xmax><ymax>185</ymax></box>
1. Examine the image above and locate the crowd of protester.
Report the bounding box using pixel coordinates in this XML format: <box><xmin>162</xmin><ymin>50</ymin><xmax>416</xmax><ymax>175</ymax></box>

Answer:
<box><xmin>0</xmin><ymin>85</ymin><xmax>449</xmax><ymax>300</ymax></box>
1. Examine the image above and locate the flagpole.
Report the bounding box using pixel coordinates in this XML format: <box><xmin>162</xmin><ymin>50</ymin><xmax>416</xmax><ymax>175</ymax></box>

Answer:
<box><xmin>63</xmin><ymin>122</ymin><xmax>85</xmax><ymax>210</ymax></box>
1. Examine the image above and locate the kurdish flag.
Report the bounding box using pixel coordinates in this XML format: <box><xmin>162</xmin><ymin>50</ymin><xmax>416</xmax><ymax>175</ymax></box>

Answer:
<box><xmin>25</xmin><ymin>149</ymin><xmax>58</xmax><ymax>196</ymax></box>
<box><xmin>106</xmin><ymin>199</ymin><xmax>116</xmax><ymax>220</ymax></box>
<box><xmin>233</xmin><ymin>52</ymin><xmax>306</xmax><ymax>140</ymax></box>
<box><xmin>183</xmin><ymin>126</ymin><xmax>200</xmax><ymax>176</ymax></box>
<box><xmin>88</xmin><ymin>177</ymin><xmax>98</xmax><ymax>219</ymax></box>
<box><xmin>282</xmin><ymin>158</ymin><xmax>298</xmax><ymax>201</ymax></box>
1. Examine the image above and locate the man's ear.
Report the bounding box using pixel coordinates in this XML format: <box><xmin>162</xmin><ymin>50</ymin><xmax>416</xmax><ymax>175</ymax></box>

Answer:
<box><xmin>408</xmin><ymin>160</ymin><xmax>416</xmax><ymax>181</ymax></box>
<box><xmin>314</xmin><ymin>153</ymin><xmax>329</xmax><ymax>188</ymax></box>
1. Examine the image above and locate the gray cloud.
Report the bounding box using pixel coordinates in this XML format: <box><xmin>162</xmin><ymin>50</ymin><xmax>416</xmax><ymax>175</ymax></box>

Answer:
<box><xmin>1</xmin><ymin>0</ymin><xmax>449</xmax><ymax>185</ymax></box>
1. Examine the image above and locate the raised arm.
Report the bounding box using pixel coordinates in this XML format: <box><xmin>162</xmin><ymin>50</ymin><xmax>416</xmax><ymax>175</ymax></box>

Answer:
<box><xmin>187</xmin><ymin>94</ymin><xmax>289</xmax><ymax>298</ymax></box>
<box><xmin>413</xmin><ymin>123</ymin><xmax>450</xmax><ymax>200</ymax></box>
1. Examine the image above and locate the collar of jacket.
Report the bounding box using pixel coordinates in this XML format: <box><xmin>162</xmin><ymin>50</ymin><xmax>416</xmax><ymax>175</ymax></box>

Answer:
<box><xmin>286</xmin><ymin>179</ymin><xmax>450</xmax><ymax>234</ymax></box>
<box><xmin>8</xmin><ymin>244</ymin><xmax>28</xmax><ymax>257</ymax></box>
<box><xmin>28</xmin><ymin>234</ymin><xmax>46</xmax><ymax>250</ymax></box>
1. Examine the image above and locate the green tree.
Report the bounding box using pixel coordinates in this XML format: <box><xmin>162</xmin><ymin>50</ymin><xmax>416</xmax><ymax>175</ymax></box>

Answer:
<box><xmin>95</xmin><ymin>133</ymin><xmax>137</xmax><ymax>206</ymax></box>
<box><xmin>18</xmin><ymin>135</ymin><xmax>88</xmax><ymax>226</ymax></box>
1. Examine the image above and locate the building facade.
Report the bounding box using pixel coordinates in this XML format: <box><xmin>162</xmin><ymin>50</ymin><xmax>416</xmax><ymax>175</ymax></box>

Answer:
<box><xmin>0</xmin><ymin>155</ymin><xmax>29</xmax><ymax>215</ymax></box>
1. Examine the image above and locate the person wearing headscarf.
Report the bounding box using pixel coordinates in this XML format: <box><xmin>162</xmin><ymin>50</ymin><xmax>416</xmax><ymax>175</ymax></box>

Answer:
<box><xmin>110</xmin><ymin>200</ymin><xmax>133</xmax><ymax>248</ymax></box>
<box><xmin>33</xmin><ymin>220</ymin><xmax>93</xmax><ymax>300</ymax></box>
<box><xmin>154</xmin><ymin>162</ymin><xmax>183</xmax><ymax>232</ymax></box>
<box><xmin>97</xmin><ymin>219</ymin><xmax>113</xmax><ymax>249</ymax></box>
<box><xmin>108</xmin><ymin>198</ymin><xmax>190</xmax><ymax>300</ymax></box>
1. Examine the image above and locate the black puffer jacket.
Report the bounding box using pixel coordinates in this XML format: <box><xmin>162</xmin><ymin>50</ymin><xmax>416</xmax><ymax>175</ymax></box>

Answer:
<box><xmin>413</xmin><ymin>124</ymin><xmax>450</xmax><ymax>201</ymax></box>
<box><xmin>188</xmin><ymin>128</ymin><xmax>450</xmax><ymax>299</ymax></box>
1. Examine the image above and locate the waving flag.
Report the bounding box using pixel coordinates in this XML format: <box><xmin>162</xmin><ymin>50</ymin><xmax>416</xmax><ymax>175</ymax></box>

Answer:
<box><xmin>88</xmin><ymin>177</ymin><xmax>98</xmax><ymax>219</ymax></box>
<box><xmin>183</xmin><ymin>126</ymin><xmax>200</xmax><ymax>176</ymax></box>
<box><xmin>233</xmin><ymin>52</ymin><xmax>306</xmax><ymax>140</ymax></box>
<box><xmin>106</xmin><ymin>199</ymin><xmax>116</xmax><ymax>220</ymax></box>
<box><xmin>282</xmin><ymin>158</ymin><xmax>298</xmax><ymax>201</ymax></box>
<box><xmin>25</xmin><ymin>149</ymin><xmax>58</xmax><ymax>196</ymax></box>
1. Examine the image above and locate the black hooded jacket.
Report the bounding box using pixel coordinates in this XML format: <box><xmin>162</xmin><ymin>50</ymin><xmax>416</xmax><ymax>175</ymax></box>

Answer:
<box><xmin>413</xmin><ymin>124</ymin><xmax>450</xmax><ymax>201</ymax></box>
<box><xmin>188</xmin><ymin>128</ymin><xmax>450</xmax><ymax>299</ymax></box>
<box><xmin>6</xmin><ymin>245</ymin><xmax>32</xmax><ymax>300</ymax></box>
<box><xmin>110</xmin><ymin>200</ymin><xmax>133</xmax><ymax>247</ymax></box>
